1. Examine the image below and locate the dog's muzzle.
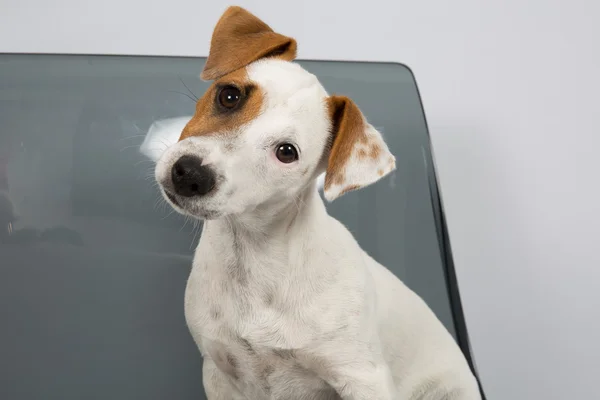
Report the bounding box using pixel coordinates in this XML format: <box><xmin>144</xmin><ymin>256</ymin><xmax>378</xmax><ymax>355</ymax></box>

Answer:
<box><xmin>170</xmin><ymin>155</ymin><xmax>216</xmax><ymax>198</ymax></box>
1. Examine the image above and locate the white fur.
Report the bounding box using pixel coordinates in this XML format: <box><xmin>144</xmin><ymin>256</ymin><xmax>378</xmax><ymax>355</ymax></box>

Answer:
<box><xmin>155</xmin><ymin>59</ymin><xmax>481</xmax><ymax>400</ymax></box>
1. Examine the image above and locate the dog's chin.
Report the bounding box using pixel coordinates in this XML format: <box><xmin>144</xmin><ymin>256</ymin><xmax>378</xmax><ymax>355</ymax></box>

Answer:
<box><xmin>162</xmin><ymin>190</ymin><xmax>222</xmax><ymax>220</ymax></box>
<box><xmin>163</xmin><ymin>190</ymin><xmax>182</xmax><ymax>208</ymax></box>
<box><xmin>188</xmin><ymin>207</ymin><xmax>222</xmax><ymax>220</ymax></box>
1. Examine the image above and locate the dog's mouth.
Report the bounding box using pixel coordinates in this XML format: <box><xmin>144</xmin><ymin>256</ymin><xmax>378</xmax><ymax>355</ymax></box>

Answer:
<box><xmin>164</xmin><ymin>190</ymin><xmax>181</xmax><ymax>207</ymax></box>
<box><xmin>162</xmin><ymin>189</ymin><xmax>221</xmax><ymax>220</ymax></box>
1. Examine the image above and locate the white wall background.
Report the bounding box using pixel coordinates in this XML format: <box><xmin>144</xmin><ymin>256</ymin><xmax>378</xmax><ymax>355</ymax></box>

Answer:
<box><xmin>2</xmin><ymin>0</ymin><xmax>599</xmax><ymax>398</ymax></box>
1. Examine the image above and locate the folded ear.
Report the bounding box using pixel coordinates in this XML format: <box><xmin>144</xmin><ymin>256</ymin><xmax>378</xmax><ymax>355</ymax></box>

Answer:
<box><xmin>323</xmin><ymin>96</ymin><xmax>396</xmax><ymax>201</ymax></box>
<box><xmin>201</xmin><ymin>6</ymin><xmax>297</xmax><ymax>81</ymax></box>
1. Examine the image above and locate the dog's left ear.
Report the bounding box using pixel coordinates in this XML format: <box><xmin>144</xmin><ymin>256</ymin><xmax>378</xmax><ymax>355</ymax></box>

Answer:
<box><xmin>323</xmin><ymin>96</ymin><xmax>396</xmax><ymax>201</ymax></box>
<box><xmin>201</xmin><ymin>6</ymin><xmax>297</xmax><ymax>81</ymax></box>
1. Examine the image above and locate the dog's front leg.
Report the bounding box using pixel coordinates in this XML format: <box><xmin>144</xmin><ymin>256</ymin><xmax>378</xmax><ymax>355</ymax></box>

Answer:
<box><xmin>302</xmin><ymin>343</ymin><xmax>398</xmax><ymax>400</ymax></box>
<box><xmin>202</xmin><ymin>357</ymin><xmax>244</xmax><ymax>400</ymax></box>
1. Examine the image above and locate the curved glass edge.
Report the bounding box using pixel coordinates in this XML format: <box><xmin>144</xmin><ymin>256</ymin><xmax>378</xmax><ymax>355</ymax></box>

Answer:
<box><xmin>406</xmin><ymin>66</ymin><xmax>487</xmax><ymax>399</ymax></box>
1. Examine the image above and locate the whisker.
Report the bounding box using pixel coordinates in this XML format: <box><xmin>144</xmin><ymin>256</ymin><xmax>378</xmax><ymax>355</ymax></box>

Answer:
<box><xmin>158</xmin><ymin>139</ymin><xmax>171</xmax><ymax>148</ymax></box>
<box><xmin>180</xmin><ymin>216</ymin><xmax>191</xmax><ymax>232</ymax></box>
<box><xmin>178</xmin><ymin>76</ymin><xmax>199</xmax><ymax>101</ymax></box>
<box><xmin>134</xmin><ymin>145</ymin><xmax>168</xmax><ymax>155</ymax></box>
<box><xmin>135</xmin><ymin>159</ymin><xmax>155</xmax><ymax>167</ymax></box>
<box><xmin>162</xmin><ymin>209</ymin><xmax>175</xmax><ymax>220</ymax></box>
<box><xmin>190</xmin><ymin>221</ymin><xmax>202</xmax><ymax>250</ymax></box>
<box><xmin>167</xmin><ymin>90</ymin><xmax>197</xmax><ymax>103</ymax></box>
<box><xmin>118</xmin><ymin>134</ymin><xmax>148</xmax><ymax>142</ymax></box>
<box><xmin>154</xmin><ymin>195</ymin><xmax>165</xmax><ymax>210</ymax></box>
<box><xmin>132</xmin><ymin>123</ymin><xmax>145</xmax><ymax>133</ymax></box>
<box><xmin>119</xmin><ymin>144</ymin><xmax>144</xmax><ymax>152</ymax></box>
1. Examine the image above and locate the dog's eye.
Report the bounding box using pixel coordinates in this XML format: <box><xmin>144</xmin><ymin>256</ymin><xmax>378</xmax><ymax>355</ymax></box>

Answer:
<box><xmin>217</xmin><ymin>85</ymin><xmax>242</xmax><ymax>109</ymax></box>
<box><xmin>275</xmin><ymin>143</ymin><xmax>298</xmax><ymax>163</ymax></box>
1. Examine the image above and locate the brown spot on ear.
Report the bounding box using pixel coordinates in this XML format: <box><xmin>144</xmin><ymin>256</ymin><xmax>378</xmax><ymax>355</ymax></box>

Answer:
<box><xmin>339</xmin><ymin>184</ymin><xmax>361</xmax><ymax>196</ymax></box>
<box><xmin>324</xmin><ymin>96</ymin><xmax>367</xmax><ymax>190</ymax></box>
<box><xmin>378</xmin><ymin>168</ymin><xmax>384</xmax><ymax>176</ymax></box>
<box><xmin>179</xmin><ymin>68</ymin><xmax>264</xmax><ymax>141</ymax></box>
<box><xmin>355</xmin><ymin>141</ymin><xmax>381</xmax><ymax>161</ymax></box>
<box><xmin>369</xmin><ymin>143</ymin><xmax>381</xmax><ymax>159</ymax></box>
<box><xmin>201</xmin><ymin>6</ymin><xmax>297</xmax><ymax>81</ymax></box>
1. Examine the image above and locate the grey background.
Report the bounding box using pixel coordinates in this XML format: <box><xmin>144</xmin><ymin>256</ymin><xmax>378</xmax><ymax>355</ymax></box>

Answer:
<box><xmin>0</xmin><ymin>55</ymin><xmax>455</xmax><ymax>400</ymax></box>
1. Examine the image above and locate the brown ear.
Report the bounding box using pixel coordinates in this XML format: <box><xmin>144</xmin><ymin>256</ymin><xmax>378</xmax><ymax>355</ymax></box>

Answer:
<box><xmin>323</xmin><ymin>96</ymin><xmax>396</xmax><ymax>201</ymax></box>
<box><xmin>200</xmin><ymin>6</ymin><xmax>297</xmax><ymax>81</ymax></box>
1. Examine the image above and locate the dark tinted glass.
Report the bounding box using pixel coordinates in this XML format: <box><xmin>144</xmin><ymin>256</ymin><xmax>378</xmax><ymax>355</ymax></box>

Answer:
<box><xmin>0</xmin><ymin>54</ymin><xmax>461</xmax><ymax>400</ymax></box>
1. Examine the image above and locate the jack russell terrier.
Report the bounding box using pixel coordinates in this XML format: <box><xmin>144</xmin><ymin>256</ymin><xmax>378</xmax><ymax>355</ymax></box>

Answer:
<box><xmin>155</xmin><ymin>6</ymin><xmax>481</xmax><ymax>400</ymax></box>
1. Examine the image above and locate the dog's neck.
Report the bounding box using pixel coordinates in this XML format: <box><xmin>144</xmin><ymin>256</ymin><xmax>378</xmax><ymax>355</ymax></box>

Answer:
<box><xmin>201</xmin><ymin>183</ymin><xmax>326</xmax><ymax>254</ymax></box>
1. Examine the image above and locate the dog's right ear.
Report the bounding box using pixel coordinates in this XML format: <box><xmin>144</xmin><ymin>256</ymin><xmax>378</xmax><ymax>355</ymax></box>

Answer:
<box><xmin>201</xmin><ymin>6</ymin><xmax>297</xmax><ymax>81</ymax></box>
<box><xmin>323</xmin><ymin>96</ymin><xmax>396</xmax><ymax>201</ymax></box>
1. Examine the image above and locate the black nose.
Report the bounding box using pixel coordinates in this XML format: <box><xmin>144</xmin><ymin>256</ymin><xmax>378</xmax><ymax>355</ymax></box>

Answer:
<box><xmin>171</xmin><ymin>155</ymin><xmax>216</xmax><ymax>197</ymax></box>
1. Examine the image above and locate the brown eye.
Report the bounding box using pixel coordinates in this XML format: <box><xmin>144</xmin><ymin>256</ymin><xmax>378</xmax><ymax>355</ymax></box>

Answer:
<box><xmin>275</xmin><ymin>143</ymin><xmax>298</xmax><ymax>163</ymax></box>
<box><xmin>217</xmin><ymin>85</ymin><xmax>241</xmax><ymax>109</ymax></box>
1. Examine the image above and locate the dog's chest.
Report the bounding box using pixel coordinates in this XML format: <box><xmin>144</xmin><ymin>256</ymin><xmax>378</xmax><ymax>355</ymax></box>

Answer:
<box><xmin>184</xmin><ymin>243</ymin><xmax>329</xmax><ymax>349</ymax></box>
<box><xmin>202</xmin><ymin>335</ymin><xmax>339</xmax><ymax>399</ymax></box>
<box><xmin>184</xmin><ymin>264</ymin><xmax>318</xmax><ymax>352</ymax></box>
<box><xmin>184</xmin><ymin>257</ymin><xmax>340</xmax><ymax>399</ymax></box>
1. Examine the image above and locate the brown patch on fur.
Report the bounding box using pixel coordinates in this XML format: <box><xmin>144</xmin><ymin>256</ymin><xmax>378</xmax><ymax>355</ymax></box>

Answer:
<box><xmin>356</xmin><ymin>143</ymin><xmax>381</xmax><ymax>160</ymax></box>
<box><xmin>339</xmin><ymin>184</ymin><xmax>361</xmax><ymax>196</ymax></box>
<box><xmin>357</xmin><ymin>148</ymin><xmax>368</xmax><ymax>159</ymax></box>
<box><xmin>369</xmin><ymin>143</ymin><xmax>381</xmax><ymax>159</ymax></box>
<box><xmin>201</xmin><ymin>6</ymin><xmax>297</xmax><ymax>81</ymax></box>
<box><xmin>179</xmin><ymin>68</ymin><xmax>264</xmax><ymax>141</ymax></box>
<box><xmin>324</xmin><ymin>96</ymin><xmax>367</xmax><ymax>190</ymax></box>
<box><xmin>388</xmin><ymin>157</ymin><xmax>396</xmax><ymax>169</ymax></box>
<box><xmin>378</xmin><ymin>168</ymin><xmax>384</xmax><ymax>176</ymax></box>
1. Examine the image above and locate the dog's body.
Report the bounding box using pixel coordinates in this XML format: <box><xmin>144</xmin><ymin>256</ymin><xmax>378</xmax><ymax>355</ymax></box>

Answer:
<box><xmin>186</xmin><ymin>190</ymin><xmax>479</xmax><ymax>400</ymax></box>
<box><xmin>155</xmin><ymin>7</ymin><xmax>481</xmax><ymax>400</ymax></box>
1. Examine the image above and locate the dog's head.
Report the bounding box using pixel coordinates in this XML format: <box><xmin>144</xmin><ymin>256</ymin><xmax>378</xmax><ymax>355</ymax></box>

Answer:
<box><xmin>155</xmin><ymin>6</ymin><xmax>396</xmax><ymax>219</ymax></box>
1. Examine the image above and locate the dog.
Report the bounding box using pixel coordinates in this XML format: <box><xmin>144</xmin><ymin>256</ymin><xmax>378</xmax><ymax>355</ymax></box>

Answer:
<box><xmin>155</xmin><ymin>6</ymin><xmax>481</xmax><ymax>400</ymax></box>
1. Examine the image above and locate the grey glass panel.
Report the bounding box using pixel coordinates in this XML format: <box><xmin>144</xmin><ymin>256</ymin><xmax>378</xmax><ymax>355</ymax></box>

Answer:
<box><xmin>0</xmin><ymin>55</ymin><xmax>456</xmax><ymax>400</ymax></box>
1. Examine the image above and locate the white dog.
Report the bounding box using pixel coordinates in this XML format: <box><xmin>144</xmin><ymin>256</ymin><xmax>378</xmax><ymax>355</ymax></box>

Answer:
<box><xmin>155</xmin><ymin>6</ymin><xmax>481</xmax><ymax>400</ymax></box>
